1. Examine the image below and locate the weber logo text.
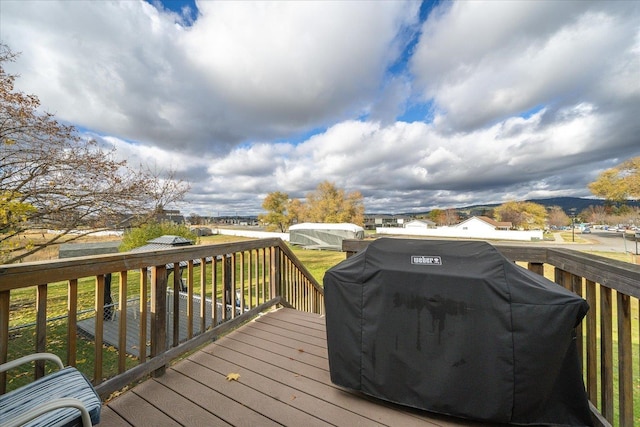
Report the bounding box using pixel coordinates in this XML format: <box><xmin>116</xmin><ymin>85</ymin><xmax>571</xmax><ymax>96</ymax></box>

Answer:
<box><xmin>411</xmin><ymin>256</ymin><xmax>442</xmax><ymax>265</ymax></box>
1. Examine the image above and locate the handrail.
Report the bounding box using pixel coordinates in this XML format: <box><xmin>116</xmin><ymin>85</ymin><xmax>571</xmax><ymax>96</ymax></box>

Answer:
<box><xmin>0</xmin><ymin>238</ymin><xmax>289</xmax><ymax>292</ymax></box>
<box><xmin>0</xmin><ymin>238</ymin><xmax>323</xmax><ymax>400</ymax></box>
<box><xmin>342</xmin><ymin>239</ymin><xmax>639</xmax><ymax>427</ymax></box>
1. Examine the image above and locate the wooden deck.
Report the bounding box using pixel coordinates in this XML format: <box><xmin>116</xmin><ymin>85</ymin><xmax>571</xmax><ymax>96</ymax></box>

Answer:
<box><xmin>101</xmin><ymin>308</ymin><xmax>486</xmax><ymax>426</ymax></box>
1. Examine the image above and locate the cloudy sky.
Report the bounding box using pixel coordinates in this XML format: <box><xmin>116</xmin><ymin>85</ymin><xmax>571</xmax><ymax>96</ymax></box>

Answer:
<box><xmin>2</xmin><ymin>1</ymin><xmax>639</xmax><ymax>216</ymax></box>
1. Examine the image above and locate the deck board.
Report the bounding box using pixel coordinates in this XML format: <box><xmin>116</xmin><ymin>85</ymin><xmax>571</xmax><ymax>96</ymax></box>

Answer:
<box><xmin>102</xmin><ymin>307</ymin><xmax>486</xmax><ymax>426</ymax></box>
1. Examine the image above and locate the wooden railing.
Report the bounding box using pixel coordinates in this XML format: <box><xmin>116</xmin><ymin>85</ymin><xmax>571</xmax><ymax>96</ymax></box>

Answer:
<box><xmin>0</xmin><ymin>238</ymin><xmax>323</xmax><ymax>399</ymax></box>
<box><xmin>343</xmin><ymin>239</ymin><xmax>639</xmax><ymax>427</ymax></box>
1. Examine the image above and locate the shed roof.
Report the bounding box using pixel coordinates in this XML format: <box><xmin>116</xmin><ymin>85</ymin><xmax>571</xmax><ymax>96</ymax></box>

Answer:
<box><xmin>289</xmin><ymin>223</ymin><xmax>364</xmax><ymax>232</ymax></box>
<box><xmin>146</xmin><ymin>235</ymin><xmax>193</xmax><ymax>246</ymax></box>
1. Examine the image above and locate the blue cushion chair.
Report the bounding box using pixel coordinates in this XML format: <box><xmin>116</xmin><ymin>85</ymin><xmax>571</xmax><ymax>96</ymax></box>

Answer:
<box><xmin>0</xmin><ymin>353</ymin><xmax>101</xmax><ymax>427</ymax></box>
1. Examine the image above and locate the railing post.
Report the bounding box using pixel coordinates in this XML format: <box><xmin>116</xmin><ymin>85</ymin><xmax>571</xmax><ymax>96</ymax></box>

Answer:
<box><xmin>150</xmin><ymin>265</ymin><xmax>167</xmax><ymax>377</ymax></box>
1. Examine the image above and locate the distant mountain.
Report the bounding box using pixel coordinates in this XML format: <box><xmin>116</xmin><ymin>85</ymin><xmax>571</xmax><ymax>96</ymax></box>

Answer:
<box><xmin>403</xmin><ymin>197</ymin><xmax>639</xmax><ymax>217</ymax></box>
<box><xmin>464</xmin><ymin>197</ymin><xmax>607</xmax><ymax>213</ymax></box>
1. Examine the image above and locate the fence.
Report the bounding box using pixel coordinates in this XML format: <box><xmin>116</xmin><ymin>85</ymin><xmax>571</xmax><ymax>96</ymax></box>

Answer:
<box><xmin>0</xmin><ymin>238</ymin><xmax>323</xmax><ymax>399</ymax></box>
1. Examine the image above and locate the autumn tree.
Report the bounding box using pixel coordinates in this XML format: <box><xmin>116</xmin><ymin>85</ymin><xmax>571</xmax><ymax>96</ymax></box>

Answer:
<box><xmin>443</xmin><ymin>208</ymin><xmax>459</xmax><ymax>226</ymax></box>
<box><xmin>580</xmin><ymin>205</ymin><xmax>608</xmax><ymax>225</ymax></box>
<box><xmin>258</xmin><ymin>191</ymin><xmax>292</xmax><ymax>232</ymax></box>
<box><xmin>428</xmin><ymin>208</ymin><xmax>460</xmax><ymax>225</ymax></box>
<box><xmin>427</xmin><ymin>209</ymin><xmax>445</xmax><ymax>225</ymax></box>
<box><xmin>304</xmin><ymin>181</ymin><xmax>364</xmax><ymax>225</ymax></box>
<box><xmin>287</xmin><ymin>197</ymin><xmax>306</xmax><ymax>226</ymax></box>
<box><xmin>588</xmin><ymin>156</ymin><xmax>640</xmax><ymax>202</ymax></box>
<box><xmin>494</xmin><ymin>201</ymin><xmax>547</xmax><ymax>230</ymax></box>
<box><xmin>0</xmin><ymin>44</ymin><xmax>190</xmax><ymax>263</ymax></box>
<box><xmin>547</xmin><ymin>206</ymin><xmax>570</xmax><ymax>228</ymax></box>
<box><xmin>260</xmin><ymin>181</ymin><xmax>365</xmax><ymax>230</ymax></box>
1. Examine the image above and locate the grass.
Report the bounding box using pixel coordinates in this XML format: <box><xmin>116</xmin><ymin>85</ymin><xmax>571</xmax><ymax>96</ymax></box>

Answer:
<box><xmin>288</xmin><ymin>247</ymin><xmax>346</xmax><ymax>283</ymax></box>
<box><xmin>559</xmin><ymin>231</ymin><xmax>590</xmax><ymax>244</ymax></box>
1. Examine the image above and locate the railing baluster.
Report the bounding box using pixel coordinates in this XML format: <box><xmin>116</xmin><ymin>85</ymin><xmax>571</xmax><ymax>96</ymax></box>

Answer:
<box><xmin>248</xmin><ymin>250</ymin><xmax>253</xmax><ymax>310</ymax></box>
<box><xmin>118</xmin><ymin>271</ymin><xmax>127</xmax><ymax>373</ymax></box>
<box><xmin>200</xmin><ymin>257</ymin><xmax>207</xmax><ymax>331</ymax></box>
<box><xmin>187</xmin><ymin>260</ymin><xmax>194</xmax><ymax>338</ymax></box>
<box><xmin>554</xmin><ymin>267</ymin><xmax>563</xmax><ymax>289</ymax></box>
<box><xmin>150</xmin><ymin>265</ymin><xmax>167</xmax><ymax>377</ymax></box>
<box><xmin>139</xmin><ymin>267</ymin><xmax>148</xmax><ymax>364</ymax></box>
<box><xmin>35</xmin><ymin>284</ymin><xmax>47</xmax><ymax>379</ymax></box>
<box><xmin>67</xmin><ymin>279</ymin><xmax>78</xmax><ymax>367</ymax></box>
<box><xmin>271</xmin><ymin>247</ymin><xmax>279</xmax><ymax>299</ymax></box>
<box><xmin>94</xmin><ymin>276</ymin><xmax>104</xmax><ymax>384</ymax></box>
<box><xmin>240</xmin><ymin>251</ymin><xmax>246</xmax><ymax>313</ymax></box>
<box><xmin>0</xmin><ymin>290</ymin><xmax>9</xmax><ymax>394</ymax></box>
<box><xmin>570</xmin><ymin>273</ymin><xmax>584</xmax><ymax>370</ymax></box>
<box><xmin>600</xmin><ymin>286</ymin><xmax>614</xmax><ymax>423</ymax></box>
<box><xmin>527</xmin><ymin>262</ymin><xmax>544</xmax><ymax>275</ymax></box>
<box><xmin>585</xmin><ymin>279</ymin><xmax>598</xmax><ymax>404</ymax></box>
<box><xmin>262</xmin><ymin>248</ymin><xmax>267</xmax><ymax>302</ymax></box>
<box><xmin>617</xmin><ymin>292</ymin><xmax>633</xmax><ymax>427</ymax></box>
<box><xmin>210</xmin><ymin>258</ymin><xmax>216</xmax><ymax>327</ymax></box>
<box><xmin>222</xmin><ymin>254</ymin><xmax>230</xmax><ymax>321</ymax></box>
<box><xmin>231</xmin><ymin>253</ymin><xmax>237</xmax><ymax>319</ymax></box>
<box><xmin>172</xmin><ymin>264</ymin><xmax>180</xmax><ymax>347</ymax></box>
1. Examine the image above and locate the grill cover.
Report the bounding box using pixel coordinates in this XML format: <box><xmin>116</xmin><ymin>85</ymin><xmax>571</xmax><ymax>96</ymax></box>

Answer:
<box><xmin>324</xmin><ymin>238</ymin><xmax>592</xmax><ymax>426</ymax></box>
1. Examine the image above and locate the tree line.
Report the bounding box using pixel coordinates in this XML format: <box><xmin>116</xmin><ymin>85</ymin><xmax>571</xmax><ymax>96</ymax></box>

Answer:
<box><xmin>258</xmin><ymin>181</ymin><xmax>364</xmax><ymax>232</ymax></box>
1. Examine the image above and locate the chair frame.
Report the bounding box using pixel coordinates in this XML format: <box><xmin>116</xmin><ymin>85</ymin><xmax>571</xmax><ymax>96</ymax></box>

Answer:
<box><xmin>0</xmin><ymin>353</ymin><xmax>95</xmax><ymax>427</ymax></box>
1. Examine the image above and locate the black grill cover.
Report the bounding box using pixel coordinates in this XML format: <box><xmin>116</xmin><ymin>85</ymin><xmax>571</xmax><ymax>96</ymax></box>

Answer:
<box><xmin>324</xmin><ymin>238</ymin><xmax>592</xmax><ymax>426</ymax></box>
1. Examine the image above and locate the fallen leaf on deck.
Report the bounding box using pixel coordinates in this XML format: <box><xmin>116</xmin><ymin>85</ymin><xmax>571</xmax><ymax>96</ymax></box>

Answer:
<box><xmin>226</xmin><ymin>372</ymin><xmax>240</xmax><ymax>381</ymax></box>
<box><xmin>297</xmin><ymin>348</ymin><xmax>305</xmax><ymax>353</ymax></box>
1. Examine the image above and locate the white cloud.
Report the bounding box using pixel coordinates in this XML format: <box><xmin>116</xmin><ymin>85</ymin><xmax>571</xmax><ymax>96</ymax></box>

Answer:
<box><xmin>411</xmin><ymin>1</ymin><xmax>639</xmax><ymax>132</ymax></box>
<box><xmin>2</xmin><ymin>0</ymin><xmax>418</xmax><ymax>153</ymax></box>
<box><xmin>1</xmin><ymin>0</ymin><xmax>639</xmax><ymax>216</ymax></box>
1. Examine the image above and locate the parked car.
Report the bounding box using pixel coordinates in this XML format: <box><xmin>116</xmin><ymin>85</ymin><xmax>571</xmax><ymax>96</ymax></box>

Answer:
<box><xmin>582</xmin><ymin>228</ymin><xmax>591</xmax><ymax>234</ymax></box>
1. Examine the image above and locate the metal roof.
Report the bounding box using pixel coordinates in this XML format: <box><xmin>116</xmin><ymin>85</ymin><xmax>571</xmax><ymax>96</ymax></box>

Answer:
<box><xmin>146</xmin><ymin>235</ymin><xmax>193</xmax><ymax>246</ymax></box>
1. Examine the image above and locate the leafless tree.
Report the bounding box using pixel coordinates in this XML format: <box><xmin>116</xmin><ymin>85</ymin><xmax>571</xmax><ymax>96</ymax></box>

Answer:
<box><xmin>0</xmin><ymin>44</ymin><xmax>190</xmax><ymax>263</ymax></box>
